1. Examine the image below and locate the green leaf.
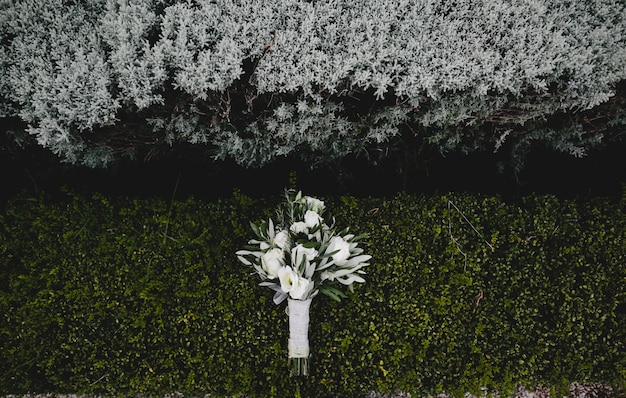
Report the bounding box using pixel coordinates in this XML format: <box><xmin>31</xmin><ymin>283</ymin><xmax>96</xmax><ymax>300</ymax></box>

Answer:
<box><xmin>319</xmin><ymin>285</ymin><xmax>347</xmax><ymax>302</ymax></box>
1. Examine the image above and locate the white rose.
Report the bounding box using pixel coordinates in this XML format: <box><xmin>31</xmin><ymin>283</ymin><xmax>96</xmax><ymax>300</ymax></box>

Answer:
<box><xmin>326</xmin><ymin>236</ymin><xmax>351</xmax><ymax>265</ymax></box>
<box><xmin>290</xmin><ymin>221</ymin><xmax>308</xmax><ymax>234</ymax></box>
<box><xmin>261</xmin><ymin>248</ymin><xmax>284</xmax><ymax>279</ymax></box>
<box><xmin>304</xmin><ymin>210</ymin><xmax>322</xmax><ymax>229</ymax></box>
<box><xmin>273</xmin><ymin>230</ymin><xmax>289</xmax><ymax>249</ymax></box>
<box><xmin>278</xmin><ymin>266</ymin><xmax>311</xmax><ymax>300</ymax></box>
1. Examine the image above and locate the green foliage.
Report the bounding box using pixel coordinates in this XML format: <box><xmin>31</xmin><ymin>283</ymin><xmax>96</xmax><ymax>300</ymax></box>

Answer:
<box><xmin>0</xmin><ymin>191</ymin><xmax>624</xmax><ymax>396</ymax></box>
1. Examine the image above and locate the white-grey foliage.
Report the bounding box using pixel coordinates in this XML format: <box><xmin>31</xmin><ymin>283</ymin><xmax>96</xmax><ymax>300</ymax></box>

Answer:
<box><xmin>100</xmin><ymin>0</ymin><xmax>166</xmax><ymax>109</ymax></box>
<box><xmin>0</xmin><ymin>1</ymin><xmax>13</xmax><ymax>118</ymax></box>
<box><xmin>1</xmin><ymin>0</ymin><xmax>624</xmax><ymax>167</ymax></box>
<box><xmin>214</xmin><ymin>100</ymin><xmax>363</xmax><ymax>167</ymax></box>
<box><xmin>155</xmin><ymin>0</ymin><xmax>270</xmax><ymax>100</ymax></box>
<box><xmin>2</xmin><ymin>0</ymin><xmax>119</xmax><ymax>164</ymax></box>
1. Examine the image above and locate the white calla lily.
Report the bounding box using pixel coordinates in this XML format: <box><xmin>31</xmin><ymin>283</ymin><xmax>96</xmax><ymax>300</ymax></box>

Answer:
<box><xmin>278</xmin><ymin>266</ymin><xmax>311</xmax><ymax>300</ymax></box>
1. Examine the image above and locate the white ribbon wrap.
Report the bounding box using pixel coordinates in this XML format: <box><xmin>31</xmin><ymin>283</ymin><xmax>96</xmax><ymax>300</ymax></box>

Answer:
<box><xmin>287</xmin><ymin>298</ymin><xmax>312</xmax><ymax>358</ymax></box>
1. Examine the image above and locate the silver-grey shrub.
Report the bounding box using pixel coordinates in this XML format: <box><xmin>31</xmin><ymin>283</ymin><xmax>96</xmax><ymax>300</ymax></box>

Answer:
<box><xmin>1</xmin><ymin>0</ymin><xmax>624</xmax><ymax>167</ymax></box>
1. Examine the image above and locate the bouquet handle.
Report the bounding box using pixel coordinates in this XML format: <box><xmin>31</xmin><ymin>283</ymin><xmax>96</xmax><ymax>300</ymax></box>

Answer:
<box><xmin>287</xmin><ymin>298</ymin><xmax>312</xmax><ymax>376</ymax></box>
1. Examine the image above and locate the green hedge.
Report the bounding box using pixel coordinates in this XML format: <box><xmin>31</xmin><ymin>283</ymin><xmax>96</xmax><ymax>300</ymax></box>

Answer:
<box><xmin>0</xmin><ymin>191</ymin><xmax>624</xmax><ymax>397</ymax></box>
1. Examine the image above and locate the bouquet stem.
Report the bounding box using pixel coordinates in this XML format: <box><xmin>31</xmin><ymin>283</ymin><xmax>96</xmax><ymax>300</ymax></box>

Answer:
<box><xmin>287</xmin><ymin>298</ymin><xmax>312</xmax><ymax>376</ymax></box>
<box><xmin>289</xmin><ymin>357</ymin><xmax>309</xmax><ymax>377</ymax></box>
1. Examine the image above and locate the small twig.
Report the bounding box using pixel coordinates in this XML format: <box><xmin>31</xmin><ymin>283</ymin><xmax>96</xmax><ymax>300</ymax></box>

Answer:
<box><xmin>447</xmin><ymin>204</ymin><xmax>468</xmax><ymax>268</ymax></box>
<box><xmin>263</xmin><ymin>34</ymin><xmax>276</xmax><ymax>56</ymax></box>
<box><xmin>447</xmin><ymin>200</ymin><xmax>495</xmax><ymax>269</ymax></box>
<box><xmin>448</xmin><ymin>200</ymin><xmax>494</xmax><ymax>251</ymax></box>
<box><xmin>163</xmin><ymin>173</ymin><xmax>181</xmax><ymax>245</ymax></box>
<box><xmin>219</xmin><ymin>89</ymin><xmax>232</xmax><ymax>120</ymax></box>
<box><xmin>476</xmin><ymin>288</ymin><xmax>484</xmax><ymax>306</ymax></box>
<box><xmin>90</xmin><ymin>373</ymin><xmax>108</xmax><ymax>386</ymax></box>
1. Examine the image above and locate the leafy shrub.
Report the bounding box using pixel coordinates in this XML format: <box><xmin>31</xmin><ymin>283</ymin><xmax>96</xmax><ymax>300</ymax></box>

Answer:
<box><xmin>1</xmin><ymin>0</ymin><xmax>624</xmax><ymax>169</ymax></box>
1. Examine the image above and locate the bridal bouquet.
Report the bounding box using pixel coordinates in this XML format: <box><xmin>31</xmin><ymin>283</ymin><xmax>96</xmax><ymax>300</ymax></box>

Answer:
<box><xmin>236</xmin><ymin>190</ymin><xmax>371</xmax><ymax>376</ymax></box>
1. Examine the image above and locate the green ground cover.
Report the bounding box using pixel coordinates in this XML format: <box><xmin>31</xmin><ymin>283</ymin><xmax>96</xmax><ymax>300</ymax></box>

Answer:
<box><xmin>0</xmin><ymin>190</ymin><xmax>624</xmax><ymax>397</ymax></box>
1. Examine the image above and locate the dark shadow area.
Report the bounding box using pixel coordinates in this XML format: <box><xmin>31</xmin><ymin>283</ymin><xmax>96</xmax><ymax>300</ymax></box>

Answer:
<box><xmin>1</xmin><ymin>138</ymin><xmax>624</xmax><ymax>203</ymax></box>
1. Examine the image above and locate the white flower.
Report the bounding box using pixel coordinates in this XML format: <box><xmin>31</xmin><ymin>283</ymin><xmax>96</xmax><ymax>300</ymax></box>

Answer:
<box><xmin>290</xmin><ymin>221</ymin><xmax>308</xmax><ymax>234</ymax></box>
<box><xmin>278</xmin><ymin>266</ymin><xmax>311</xmax><ymax>300</ymax></box>
<box><xmin>291</xmin><ymin>244</ymin><xmax>318</xmax><ymax>267</ymax></box>
<box><xmin>304</xmin><ymin>210</ymin><xmax>322</xmax><ymax>229</ymax></box>
<box><xmin>326</xmin><ymin>236</ymin><xmax>351</xmax><ymax>265</ymax></box>
<box><xmin>239</xmin><ymin>190</ymin><xmax>370</xmax><ymax>305</ymax></box>
<box><xmin>261</xmin><ymin>248</ymin><xmax>284</xmax><ymax>279</ymax></box>
<box><xmin>273</xmin><ymin>230</ymin><xmax>289</xmax><ymax>249</ymax></box>
<box><xmin>305</xmin><ymin>196</ymin><xmax>325</xmax><ymax>213</ymax></box>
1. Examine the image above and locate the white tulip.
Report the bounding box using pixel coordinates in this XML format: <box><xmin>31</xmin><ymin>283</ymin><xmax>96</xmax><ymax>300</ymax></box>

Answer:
<box><xmin>291</xmin><ymin>244</ymin><xmax>318</xmax><ymax>267</ymax></box>
<box><xmin>326</xmin><ymin>236</ymin><xmax>351</xmax><ymax>265</ymax></box>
